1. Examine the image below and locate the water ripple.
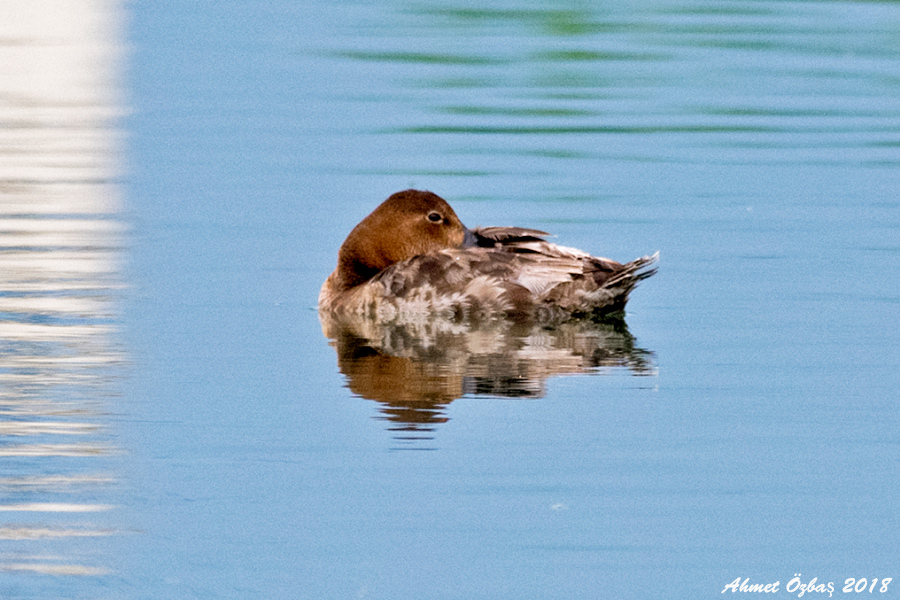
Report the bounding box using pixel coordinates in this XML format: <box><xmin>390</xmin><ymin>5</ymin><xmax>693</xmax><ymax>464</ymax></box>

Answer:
<box><xmin>0</xmin><ymin>0</ymin><xmax>124</xmax><ymax>585</ymax></box>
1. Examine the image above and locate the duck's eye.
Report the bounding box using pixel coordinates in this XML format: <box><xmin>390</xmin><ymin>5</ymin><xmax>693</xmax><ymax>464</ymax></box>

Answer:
<box><xmin>426</xmin><ymin>211</ymin><xmax>443</xmax><ymax>223</ymax></box>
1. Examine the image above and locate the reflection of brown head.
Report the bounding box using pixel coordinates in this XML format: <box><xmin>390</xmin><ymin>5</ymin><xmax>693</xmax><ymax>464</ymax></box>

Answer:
<box><xmin>332</xmin><ymin>190</ymin><xmax>469</xmax><ymax>291</ymax></box>
<box><xmin>335</xmin><ymin>334</ymin><xmax>460</xmax><ymax>429</ymax></box>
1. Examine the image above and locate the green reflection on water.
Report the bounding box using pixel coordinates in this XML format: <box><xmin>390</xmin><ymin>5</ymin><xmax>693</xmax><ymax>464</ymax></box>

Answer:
<box><xmin>337</xmin><ymin>50</ymin><xmax>504</xmax><ymax>65</ymax></box>
<box><xmin>422</xmin><ymin>7</ymin><xmax>603</xmax><ymax>28</ymax></box>
<box><xmin>390</xmin><ymin>124</ymin><xmax>778</xmax><ymax>135</ymax></box>
<box><xmin>441</xmin><ymin>105</ymin><xmax>596</xmax><ymax>118</ymax></box>
<box><xmin>535</xmin><ymin>49</ymin><xmax>666</xmax><ymax>62</ymax></box>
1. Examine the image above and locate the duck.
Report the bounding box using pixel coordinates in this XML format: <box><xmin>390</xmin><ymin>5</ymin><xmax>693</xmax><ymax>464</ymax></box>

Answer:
<box><xmin>319</xmin><ymin>189</ymin><xmax>657</xmax><ymax>325</ymax></box>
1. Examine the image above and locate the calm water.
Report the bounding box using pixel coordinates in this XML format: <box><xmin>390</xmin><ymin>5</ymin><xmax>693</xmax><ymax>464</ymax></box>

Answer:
<box><xmin>4</xmin><ymin>0</ymin><xmax>900</xmax><ymax>598</ymax></box>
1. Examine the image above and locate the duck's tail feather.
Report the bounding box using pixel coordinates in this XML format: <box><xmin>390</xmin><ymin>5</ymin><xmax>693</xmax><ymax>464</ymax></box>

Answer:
<box><xmin>612</xmin><ymin>251</ymin><xmax>659</xmax><ymax>287</ymax></box>
<box><xmin>591</xmin><ymin>251</ymin><xmax>659</xmax><ymax>312</ymax></box>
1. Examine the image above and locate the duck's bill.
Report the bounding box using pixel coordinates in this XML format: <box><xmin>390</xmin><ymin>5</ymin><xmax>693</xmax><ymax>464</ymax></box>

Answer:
<box><xmin>462</xmin><ymin>227</ymin><xmax>479</xmax><ymax>248</ymax></box>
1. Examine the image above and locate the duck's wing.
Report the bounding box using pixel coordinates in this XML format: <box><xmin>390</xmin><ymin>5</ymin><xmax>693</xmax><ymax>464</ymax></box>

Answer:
<box><xmin>366</xmin><ymin>246</ymin><xmax>581</xmax><ymax>317</ymax></box>
<box><xmin>471</xmin><ymin>226</ymin><xmax>550</xmax><ymax>247</ymax></box>
<box><xmin>472</xmin><ymin>226</ymin><xmax>614</xmax><ymax>265</ymax></box>
<box><xmin>458</xmin><ymin>242</ymin><xmax>658</xmax><ymax>315</ymax></box>
<box><xmin>367</xmin><ymin>244</ymin><xmax>657</xmax><ymax>323</ymax></box>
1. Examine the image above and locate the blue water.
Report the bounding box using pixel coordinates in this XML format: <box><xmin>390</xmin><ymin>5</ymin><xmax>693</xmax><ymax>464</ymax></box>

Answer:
<box><xmin>3</xmin><ymin>0</ymin><xmax>900</xmax><ymax>598</ymax></box>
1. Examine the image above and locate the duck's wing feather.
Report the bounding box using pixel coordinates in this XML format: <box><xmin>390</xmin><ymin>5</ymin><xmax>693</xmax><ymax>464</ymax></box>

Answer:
<box><xmin>472</xmin><ymin>226</ymin><xmax>613</xmax><ymax>265</ymax></box>
<box><xmin>368</xmin><ymin>246</ymin><xmax>583</xmax><ymax>320</ymax></box>
<box><xmin>471</xmin><ymin>226</ymin><xmax>550</xmax><ymax>246</ymax></box>
<box><xmin>368</xmin><ymin>243</ymin><xmax>657</xmax><ymax>323</ymax></box>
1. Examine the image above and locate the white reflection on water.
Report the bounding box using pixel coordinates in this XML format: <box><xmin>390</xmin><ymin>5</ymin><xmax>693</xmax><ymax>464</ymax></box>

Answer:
<box><xmin>0</xmin><ymin>0</ymin><xmax>123</xmax><ymax>583</ymax></box>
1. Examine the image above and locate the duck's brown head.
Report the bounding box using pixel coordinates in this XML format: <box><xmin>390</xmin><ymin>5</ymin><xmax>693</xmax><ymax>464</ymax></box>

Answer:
<box><xmin>330</xmin><ymin>189</ymin><xmax>472</xmax><ymax>291</ymax></box>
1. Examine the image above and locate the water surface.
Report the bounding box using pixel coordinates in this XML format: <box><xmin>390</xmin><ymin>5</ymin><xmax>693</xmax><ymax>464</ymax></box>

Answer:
<box><xmin>0</xmin><ymin>2</ymin><xmax>125</xmax><ymax>597</ymax></box>
<box><xmin>124</xmin><ymin>2</ymin><xmax>899</xmax><ymax>598</ymax></box>
<box><xmin>6</xmin><ymin>0</ymin><xmax>900</xmax><ymax>598</ymax></box>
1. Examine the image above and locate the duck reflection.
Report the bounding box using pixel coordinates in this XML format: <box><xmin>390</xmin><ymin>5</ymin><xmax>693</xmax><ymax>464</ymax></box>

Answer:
<box><xmin>321</xmin><ymin>314</ymin><xmax>654</xmax><ymax>435</ymax></box>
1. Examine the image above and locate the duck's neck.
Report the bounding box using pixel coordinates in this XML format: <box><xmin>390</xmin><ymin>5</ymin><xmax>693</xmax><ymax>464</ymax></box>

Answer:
<box><xmin>332</xmin><ymin>225</ymin><xmax>394</xmax><ymax>291</ymax></box>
